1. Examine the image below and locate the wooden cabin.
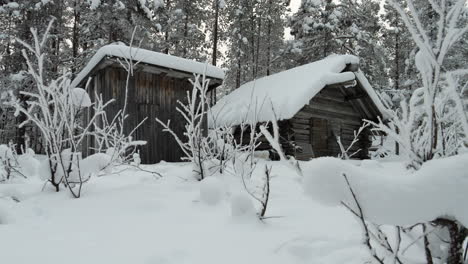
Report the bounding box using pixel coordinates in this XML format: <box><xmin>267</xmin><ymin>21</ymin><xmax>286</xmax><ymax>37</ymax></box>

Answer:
<box><xmin>71</xmin><ymin>45</ymin><xmax>224</xmax><ymax>164</ymax></box>
<box><xmin>209</xmin><ymin>55</ymin><xmax>389</xmax><ymax>160</ymax></box>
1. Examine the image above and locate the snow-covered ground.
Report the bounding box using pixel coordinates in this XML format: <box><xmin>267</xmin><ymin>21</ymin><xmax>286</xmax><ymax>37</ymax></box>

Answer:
<box><xmin>0</xmin><ymin>159</ymin><xmax>425</xmax><ymax>264</ymax></box>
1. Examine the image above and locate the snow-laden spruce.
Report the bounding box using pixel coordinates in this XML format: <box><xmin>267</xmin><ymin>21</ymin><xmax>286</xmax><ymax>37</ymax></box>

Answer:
<box><xmin>302</xmin><ymin>154</ymin><xmax>468</xmax><ymax>227</ymax></box>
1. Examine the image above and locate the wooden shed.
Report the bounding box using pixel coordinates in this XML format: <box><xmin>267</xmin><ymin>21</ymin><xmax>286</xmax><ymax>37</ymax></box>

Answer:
<box><xmin>71</xmin><ymin>45</ymin><xmax>224</xmax><ymax>164</ymax></box>
<box><xmin>210</xmin><ymin>55</ymin><xmax>389</xmax><ymax>160</ymax></box>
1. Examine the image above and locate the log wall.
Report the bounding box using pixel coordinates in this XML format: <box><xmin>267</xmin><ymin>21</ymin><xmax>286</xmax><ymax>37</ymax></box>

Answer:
<box><xmin>291</xmin><ymin>85</ymin><xmax>371</xmax><ymax>160</ymax></box>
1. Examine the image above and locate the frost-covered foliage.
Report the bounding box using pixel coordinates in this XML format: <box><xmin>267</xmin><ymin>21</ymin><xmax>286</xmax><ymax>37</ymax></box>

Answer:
<box><xmin>0</xmin><ymin>143</ymin><xmax>32</xmax><ymax>182</ymax></box>
<box><xmin>335</xmin><ymin>1</ymin><xmax>468</xmax><ymax>262</ymax></box>
<box><xmin>336</xmin><ymin>123</ymin><xmax>371</xmax><ymax>160</ymax></box>
<box><xmin>156</xmin><ymin>74</ymin><xmax>213</xmax><ymax>180</ymax></box>
<box><xmin>157</xmin><ymin>71</ymin><xmax>266</xmax><ymax>182</ymax></box>
<box><xmin>7</xmin><ymin>22</ymin><xmax>115</xmax><ymax>198</ymax></box>
<box><xmin>82</xmin><ymin>31</ymin><xmax>149</xmax><ymax>169</ymax></box>
<box><xmin>368</xmin><ymin>0</ymin><xmax>468</xmax><ymax>169</ymax></box>
<box><xmin>78</xmin><ymin>30</ymin><xmax>149</xmax><ymax>169</ymax></box>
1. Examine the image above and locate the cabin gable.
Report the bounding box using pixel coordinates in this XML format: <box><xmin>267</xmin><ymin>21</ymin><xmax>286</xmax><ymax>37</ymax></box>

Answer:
<box><xmin>290</xmin><ymin>84</ymin><xmax>372</xmax><ymax>160</ymax></box>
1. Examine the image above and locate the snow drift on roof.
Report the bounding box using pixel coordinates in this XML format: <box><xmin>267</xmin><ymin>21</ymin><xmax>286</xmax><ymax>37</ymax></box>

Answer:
<box><xmin>209</xmin><ymin>55</ymin><xmax>388</xmax><ymax>128</ymax></box>
<box><xmin>71</xmin><ymin>44</ymin><xmax>225</xmax><ymax>88</ymax></box>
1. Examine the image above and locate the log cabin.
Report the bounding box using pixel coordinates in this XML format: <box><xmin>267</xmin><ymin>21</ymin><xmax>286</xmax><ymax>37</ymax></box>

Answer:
<box><xmin>209</xmin><ymin>55</ymin><xmax>389</xmax><ymax>160</ymax></box>
<box><xmin>71</xmin><ymin>45</ymin><xmax>224</xmax><ymax>164</ymax></box>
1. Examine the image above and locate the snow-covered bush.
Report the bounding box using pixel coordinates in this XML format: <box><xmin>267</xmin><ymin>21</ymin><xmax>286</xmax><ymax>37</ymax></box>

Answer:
<box><xmin>336</xmin><ymin>123</ymin><xmax>370</xmax><ymax>160</ymax></box>
<box><xmin>339</xmin><ymin>1</ymin><xmax>468</xmax><ymax>262</ymax></box>
<box><xmin>367</xmin><ymin>0</ymin><xmax>468</xmax><ymax>169</ymax></box>
<box><xmin>89</xmin><ymin>29</ymin><xmax>148</xmax><ymax>167</ymax></box>
<box><xmin>156</xmin><ymin>73</ymin><xmax>215</xmax><ymax>180</ymax></box>
<box><xmin>90</xmin><ymin>105</ymin><xmax>147</xmax><ymax>166</ymax></box>
<box><xmin>0</xmin><ymin>143</ymin><xmax>27</xmax><ymax>181</ymax></box>
<box><xmin>7</xmin><ymin>21</ymin><xmax>114</xmax><ymax>197</ymax></box>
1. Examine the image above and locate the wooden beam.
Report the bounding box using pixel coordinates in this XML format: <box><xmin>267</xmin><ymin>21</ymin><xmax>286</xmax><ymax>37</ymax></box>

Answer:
<box><xmin>344</xmin><ymin>92</ymin><xmax>367</xmax><ymax>101</ymax></box>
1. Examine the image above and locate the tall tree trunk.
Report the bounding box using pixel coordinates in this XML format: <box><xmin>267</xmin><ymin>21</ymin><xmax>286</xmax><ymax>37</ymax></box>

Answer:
<box><xmin>323</xmin><ymin>0</ymin><xmax>333</xmax><ymax>57</ymax></box>
<box><xmin>250</xmin><ymin>7</ymin><xmax>256</xmax><ymax>79</ymax></box>
<box><xmin>266</xmin><ymin>0</ymin><xmax>272</xmax><ymax>76</ymax></box>
<box><xmin>394</xmin><ymin>30</ymin><xmax>400</xmax><ymax>155</ymax></box>
<box><xmin>72</xmin><ymin>0</ymin><xmax>81</xmax><ymax>75</ymax></box>
<box><xmin>236</xmin><ymin>41</ymin><xmax>242</xmax><ymax>88</ymax></box>
<box><xmin>183</xmin><ymin>2</ymin><xmax>189</xmax><ymax>57</ymax></box>
<box><xmin>164</xmin><ymin>0</ymin><xmax>171</xmax><ymax>54</ymax></box>
<box><xmin>255</xmin><ymin>11</ymin><xmax>262</xmax><ymax>78</ymax></box>
<box><xmin>212</xmin><ymin>0</ymin><xmax>219</xmax><ymax>66</ymax></box>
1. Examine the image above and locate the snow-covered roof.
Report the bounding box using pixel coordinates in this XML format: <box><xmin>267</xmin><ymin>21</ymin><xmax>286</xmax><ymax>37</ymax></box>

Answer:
<box><xmin>71</xmin><ymin>45</ymin><xmax>225</xmax><ymax>88</ymax></box>
<box><xmin>209</xmin><ymin>55</ymin><xmax>389</xmax><ymax>128</ymax></box>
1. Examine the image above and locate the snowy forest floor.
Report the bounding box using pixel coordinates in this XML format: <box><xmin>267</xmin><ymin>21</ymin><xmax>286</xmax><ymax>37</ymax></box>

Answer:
<box><xmin>0</xmin><ymin>158</ymin><xmax>421</xmax><ymax>264</ymax></box>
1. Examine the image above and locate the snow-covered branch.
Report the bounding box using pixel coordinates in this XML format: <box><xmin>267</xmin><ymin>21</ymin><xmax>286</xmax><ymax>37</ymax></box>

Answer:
<box><xmin>373</xmin><ymin>0</ymin><xmax>468</xmax><ymax>166</ymax></box>
<box><xmin>7</xmin><ymin>21</ymin><xmax>139</xmax><ymax>197</ymax></box>
<box><xmin>156</xmin><ymin>73</ymin><xmax>212</xmax><ymax>180</ymax></box>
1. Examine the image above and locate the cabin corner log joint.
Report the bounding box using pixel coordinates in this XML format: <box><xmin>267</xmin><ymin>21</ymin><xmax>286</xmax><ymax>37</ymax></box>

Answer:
<box><xmin>72</xmin><ymin>45</ymin><xmax>224</xmax><ymax>164</ymax></box>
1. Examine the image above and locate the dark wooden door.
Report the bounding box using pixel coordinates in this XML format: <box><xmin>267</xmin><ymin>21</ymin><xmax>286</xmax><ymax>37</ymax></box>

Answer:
<box><xmin>310</xmin><ymin>117</ymin><xmax>329</xmax><ymax>157</ymax></box>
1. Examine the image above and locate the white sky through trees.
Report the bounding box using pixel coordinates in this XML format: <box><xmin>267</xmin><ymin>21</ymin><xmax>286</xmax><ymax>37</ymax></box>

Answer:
<box><xmin>284</xmin><ymin>0</ymin><xmax>301</xmax><ymax>39</ymax></box>
<box><xmin>290</xmin><ymin>0</ymin><xmax>301</xmax><ymax>12</ymax></box>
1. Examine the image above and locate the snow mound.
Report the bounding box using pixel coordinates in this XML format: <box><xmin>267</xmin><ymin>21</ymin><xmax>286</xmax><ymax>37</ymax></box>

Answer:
<box><xmin>359</xmin><ymin>159</ymin><xmax>382</xmax><ymax>169</ymax></box>
<box><xmin>199</xmin><ymin>177</ymin><xmax>223</xmax><ymax>205</ymax></box>
<box><xmin>38</xmin><ymin>152</ymin><xmax>111</xmax><ymax>183</ymax></box>
<box><xmin>71</xmin><ymin>88</ymin><xmax>92</xmax><ymax>108</ymax></box>
<box><xmin>17</xmin><ymin>154</ymin><xmax>40</xmax><ymax>178</ymax></box>
<box><xmin>71</xmin><ymin>44</ymin><xmax>225</xmax><ymax>88</ymax></box>
<box><xmin>302</xmin><ymin>154</ymin><xmax>468</xmax><ymax>227</ymax></box>
<box><xmin>230</xmin><ymin>193</ymin><xmax>256</xmax><ymax>218</ymax></box>
<box><xmin>81</xmin><ymin>153</ymin><xmax>112</xmax><ymax>177</ymax></box>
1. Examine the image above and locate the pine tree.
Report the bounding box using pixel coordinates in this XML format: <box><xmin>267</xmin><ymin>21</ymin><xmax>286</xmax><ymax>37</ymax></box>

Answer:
<box><xmin>289</xmin><ymin>0</ymin><xmax>344</xmax><ymax>64</ymax></box>
<box><xmin>153</xmin><ymin>0</ymin><xmax>210</xmax><ymax>60</ymax></box>
<box><xmin>223</xmin><ymin>0</ymin><xmax>287</xmax><ymax>91</ymax></box>
<box><xmin>346</xmin><ymin>0</ymin><xmax>388</xmax><ymax>90</ymax></box>
<box><xmin>0</xmin><ymin>0</ymin><xmax>63</xmax><ymax>151</ymax></box>
<box><xmin>289</xmin><ymin>0</ymin><xmax>388</xmax><ymax>90</ymax></box>
<box><xmin>381</xmin><ymin>0</ymin><xmax>417</xmax><ymax>93</ymax></box>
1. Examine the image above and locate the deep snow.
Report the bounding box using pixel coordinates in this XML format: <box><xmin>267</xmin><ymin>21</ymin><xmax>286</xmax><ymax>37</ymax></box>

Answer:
<box><xmin>303</xmin><ymin>154</ymin><xmax>468</xmax><ymax>227</ymax></box>
<box><xmin>0</xmin><ymin>158</ymin><xmax>429</xmax><ymax>264</ymax></box>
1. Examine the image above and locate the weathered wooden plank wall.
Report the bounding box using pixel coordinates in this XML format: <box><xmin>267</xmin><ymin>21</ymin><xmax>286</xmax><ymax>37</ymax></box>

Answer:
<box><xmin>83</xmin><ymin>66</ymin><xmax>204</xmax><ymax>164</ymax></box>
<box><xmin>134</xmin><ymin>70</ymin><xmax>193</xmax><ymax>163</ymax></box>
<box><xmin>291</xmin><ymin>85</ymin><xmax>371</xmax><ymax>160</ymax></box>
